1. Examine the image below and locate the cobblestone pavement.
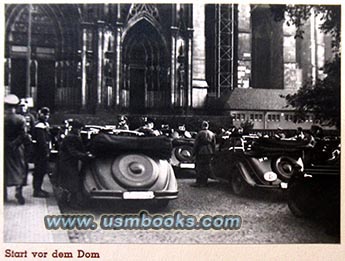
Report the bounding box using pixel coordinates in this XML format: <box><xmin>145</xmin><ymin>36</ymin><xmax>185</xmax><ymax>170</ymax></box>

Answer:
<box><xmin>61</xmin><ymin>179</ymin><xmax>339</xmax><ymax>244</ymax></box>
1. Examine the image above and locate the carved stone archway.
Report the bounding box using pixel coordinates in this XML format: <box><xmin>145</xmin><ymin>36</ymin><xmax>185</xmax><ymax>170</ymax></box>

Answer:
<box><xmin>122</xmin><ymin>18</ymin><xmax>169</xmax><ymax>113</ymax></box>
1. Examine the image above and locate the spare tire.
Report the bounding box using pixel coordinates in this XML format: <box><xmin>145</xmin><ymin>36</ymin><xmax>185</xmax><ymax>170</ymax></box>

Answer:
<box><xmin>272</xmin><ymin>156</ymin><xmax>296</xmax><ymax>182</ymax></box>
<box><xmin>111</xmin><ymin>154</ymin><xmax>159</xmax><ymax>188</ymax></box>
<box><xmin>174</xmin><ymin>145</ymin><xmax>193</xmax><ymax>162</ymax></box>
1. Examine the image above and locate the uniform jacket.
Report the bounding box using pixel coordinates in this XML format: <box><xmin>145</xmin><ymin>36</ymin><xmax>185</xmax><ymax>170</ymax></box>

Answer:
<box><xmin>57</xmin><ymin>133</ymin><xmax>89</xmax><ymax>193</ymax></box>
<box><xmin>4</xmin><ymin>112</ymin><xmax>27</xmax><ymax>186</ymax></box>
<box><xmin>193</xmin><ymin>129</ymin><xmax>216</xmax><ymax>157</ymax></box>
<box><xmin>32</xmin><ymin>120</ymin><xmax>51</xmax><ymax>160</ymax></box>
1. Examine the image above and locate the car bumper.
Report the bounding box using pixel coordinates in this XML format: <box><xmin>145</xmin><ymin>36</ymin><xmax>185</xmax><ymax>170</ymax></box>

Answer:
<box><xmin>178</xmin><ymin>163</ymin><xmax>195</xmax><ymax>169</ymax></box>
<box><xmin>252</xmin><ymin>183</ymin><xmax>285</xmax><ymax>189</ymax></box>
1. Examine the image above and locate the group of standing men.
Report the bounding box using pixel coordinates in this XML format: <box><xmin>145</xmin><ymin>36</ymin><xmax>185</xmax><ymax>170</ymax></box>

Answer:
<box><xmin>4</xmin><ymin>94</ymin><xmax>217</xmax><ymax>205</ymax></box>
<box><xmin>4</xmin><ymin>94</ymin><xmax>95</xmax><ymax>208</ymax></box>
<box><xmin>4</xmin><ymin>94</ymin><xmax>52</xmax><ymax>204</ymax></box>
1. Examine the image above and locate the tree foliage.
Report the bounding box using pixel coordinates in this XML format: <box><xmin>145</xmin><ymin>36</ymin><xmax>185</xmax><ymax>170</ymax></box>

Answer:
<box><xmin>285</xmin><ymin>55</ymin><xmax>340</xmax><ymax>129</ymax></box>
<box><xmin>271</xmin><ymin>5</ymin><xmax>340</xmax><ymax>49</ymax></box>
<box><xmin>271</xmin><ymin>5</ymin><xmax>341</xmax><ymax>129</ymax></box>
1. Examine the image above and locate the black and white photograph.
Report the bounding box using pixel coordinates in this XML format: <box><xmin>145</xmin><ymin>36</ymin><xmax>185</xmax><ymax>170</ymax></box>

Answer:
<box><xmin>1</xmin><ymin>1</ymin><xmax>342</xmax><ymax>260</ymax></box>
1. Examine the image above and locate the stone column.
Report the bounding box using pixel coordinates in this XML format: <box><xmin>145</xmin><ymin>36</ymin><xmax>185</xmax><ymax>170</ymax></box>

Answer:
<box><xmin>310</xmin><ymin>9</ymin><xmax>317</xmax><ymax>83</ymax></box>
<box><xmin>5</xmin><ymin>58</ymin><xmax>11</xmax><ymax>95</ymax></box>
<box><xmin>283</xmin><ymin>17</ymin><xmax>300</xmax><ymax>91</ymax></box>
<box><xmin>114</xmin><ymin>4</ymin><xmax>123</xmax><ymax>107</ymax></box>
<box><xmin>81</xmin><ymin>22</ymin><xmax>97</xmax><ymax>112</ymax></box>
<box><xmin>192</xmin><ymin>3</ymin><xmax>208</xmax><ymax>108</ymax></box>
<box><xmin>170</xmin><ymin>26</ymin><xmax>179</xmax><ymax>108</ymax></box>
<box><xmin>186</xmin><ymin>28</ymin><xmax>193</xmax><ymax>107</ymax></box>
<box><xmin>81</xmin><ymin>26</ymin><xmax>88</xmax><ymax>110</ymax></box>
<box><xmin>301</xmin><ymin>8</ymin><xmax>326</xmax><ymax>85</ymax></box>
<box><xmin>96</xmin><ymin>21</ymin><xmax>105</xmax><ymax>108</ymax></box>
<box><xmin>315</xmin><ymin>11</ymin><xmax>326</xmax><ymax>80</ymax></box>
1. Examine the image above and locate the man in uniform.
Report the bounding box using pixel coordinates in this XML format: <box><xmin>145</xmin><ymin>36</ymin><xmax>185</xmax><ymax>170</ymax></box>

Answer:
<box><xmin>32</xmin><ymin>107</ymin><xmax>51</xmax><ymax>198</ymax></box>
<box><xmin>191</xmin><ymin>121</ymin><xmax>216</xmax><ymax>187</ymax></box>
<box><xmin>18</xmin><ymin>99</ymin><xmax>36</xmax><ymax>184</ymax></box>
<box><xmin>4</xmin><ymin>94</ymin><xmax>29</xmax><ymax>204</ymax></box>
<box><xmin>18</xmin><ymin>98</ymin><xmax>35</xmax><ymax>135</ymax></box>
<box><xmin>56</xmin><ymin>119</ymin><xmax>94</xmax><ymax>208</ymax></box>
<box><xmin>116</xmin><ymin>115</ymin><xmax>129</xmax><ymax>130</ymax></box>
<box><xmin>136</xmin><ymin>117</ymin><xmax>161</xmax><ymax>136</ymax></box>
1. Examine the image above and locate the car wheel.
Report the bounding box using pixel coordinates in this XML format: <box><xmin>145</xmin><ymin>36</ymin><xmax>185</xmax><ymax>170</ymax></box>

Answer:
<box><xmin>287</xmin><ymin>178</ymin><xmax>316</xmax><ymax>218</ymax></box>
<box><xmin>174</xmin><ymin>145</ymin><xmax>193</xmax><ymax>162</ymax></box>
<box><xmin>230</xmin><ymin>166</ymin><xmax>247</xmax><ymax>196</ymax></box>
<box><xmin>111</xmin><ymin>154</ymin><xmax>159</xmax><ymax>188</ymax></box>
<box><xmin>273</xmin><ymin>156</ymin><xmax>296</xmax><ymax>182</ymax></box>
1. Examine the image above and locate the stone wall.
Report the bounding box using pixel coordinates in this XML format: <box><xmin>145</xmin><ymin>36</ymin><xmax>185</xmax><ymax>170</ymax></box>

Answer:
<box><xmin>192</xmin><ymin>3</ymin><xmax>208</xmax><ymax>108</ymax></box>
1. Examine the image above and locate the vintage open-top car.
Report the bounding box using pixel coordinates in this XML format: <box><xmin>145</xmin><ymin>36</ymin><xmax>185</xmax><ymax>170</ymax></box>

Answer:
<box><xmin>287</xmin><ymin>138</ymin><xmax>340</xmax><ymax>226</ymax></box>
<box><xmin>82</xmin><ymin>132</ymin><xmax>178</xmax><ymax>206</ymax></box>
<box><xmin>210</xmin><ymin>137</ymin><xmax>306</xmax><ymax>195</ymax></box>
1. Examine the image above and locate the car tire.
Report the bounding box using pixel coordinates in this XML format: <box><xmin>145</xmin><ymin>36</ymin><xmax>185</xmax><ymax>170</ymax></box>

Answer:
<box><xmin>174</xmin><ymin>145</ymin><xmax>193</xmax><ymax>162</ymax></box>
<box><xmin>287</xmin><ymin>178</ymin><xmax>316</xmax><ymax>218</ymax></box>
<box><xmin>230</xmin><ymin>166</ymin><xmax>248</xmax><ymax>196</ymax></box>
<box><xmin>272</xmin><ymin>156</ymin><xmax>296</xmax><ymax>182</ymax></box>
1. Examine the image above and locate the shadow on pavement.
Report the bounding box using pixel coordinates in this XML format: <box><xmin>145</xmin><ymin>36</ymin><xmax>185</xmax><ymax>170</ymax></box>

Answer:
<box><xmin>59</xmin><ymin>199</ymin><xmax>173</xmax><ymax>214</ymax></box>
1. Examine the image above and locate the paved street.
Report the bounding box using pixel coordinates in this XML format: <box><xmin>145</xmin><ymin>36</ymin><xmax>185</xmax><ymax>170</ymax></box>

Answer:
<box><xmin>4</xmin><ymin>173</ymin><xmax>69</xmax><ymax>243</ymax></box>
<box><xmin>4</xmin><ymin>168</ymin><xmax>338</xmax><ymax>245</ymax></box>
<box><xmin>61</xmin><ymin>179</ymin><xmax>339</xmax><ymax>244</ymax></box>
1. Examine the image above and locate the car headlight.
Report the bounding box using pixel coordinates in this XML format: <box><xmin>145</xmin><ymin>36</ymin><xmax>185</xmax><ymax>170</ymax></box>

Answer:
<box><xmin>264</xmin><ymin>171</ymin><xmax>277</xmax><ymax>182</ymax></box>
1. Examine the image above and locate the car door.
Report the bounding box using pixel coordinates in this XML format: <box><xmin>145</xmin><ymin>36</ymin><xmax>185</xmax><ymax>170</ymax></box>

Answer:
<box><xmin>211</xmin><ymin>149</ymin><xmax>235</xmax><ymax>181</ymax></box>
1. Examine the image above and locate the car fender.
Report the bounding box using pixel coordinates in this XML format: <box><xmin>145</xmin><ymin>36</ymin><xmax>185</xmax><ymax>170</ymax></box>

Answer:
<box><xmin>234</xmin><ymin>161</ymin><xmax>257</xmax><ymax>187</ymax></box>
<box><xmin>245</xmin><ymin>156</ymin><xmax>273</xmax><ymax>182</ymax></box>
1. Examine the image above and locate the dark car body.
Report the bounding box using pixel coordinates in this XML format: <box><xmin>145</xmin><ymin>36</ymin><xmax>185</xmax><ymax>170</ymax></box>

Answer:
<box><xmin>287</xmin><ymin>138</ymin><xmax>340</xmax><ymax>229</ymax></box>
<box><xmin>210</xmin><ymin>137</ymin><xmax>305</xmax><ymax>195</ymax></box>
<box><xmin>82</xmin><ymin>133</ymin><xmax>178</xmax><ymax>205</ymax></box>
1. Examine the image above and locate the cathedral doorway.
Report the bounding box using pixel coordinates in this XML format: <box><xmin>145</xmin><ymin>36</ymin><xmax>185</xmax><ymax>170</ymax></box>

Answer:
<box><xmin>123</xmin><ymin>19</ymin><xmax>169</xmax><ymax>113</ymax></box>
<box><xmin>6</xmin><ymin>5</ymin><xmax>60</xmax><ymax>110</ymax></box>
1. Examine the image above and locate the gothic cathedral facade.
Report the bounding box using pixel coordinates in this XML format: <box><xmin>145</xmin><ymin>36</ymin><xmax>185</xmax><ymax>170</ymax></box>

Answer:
<box><xmin>5</xmin><ymin>4</ymin><xmax>332</xmax><ymax>114</ymax></box>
